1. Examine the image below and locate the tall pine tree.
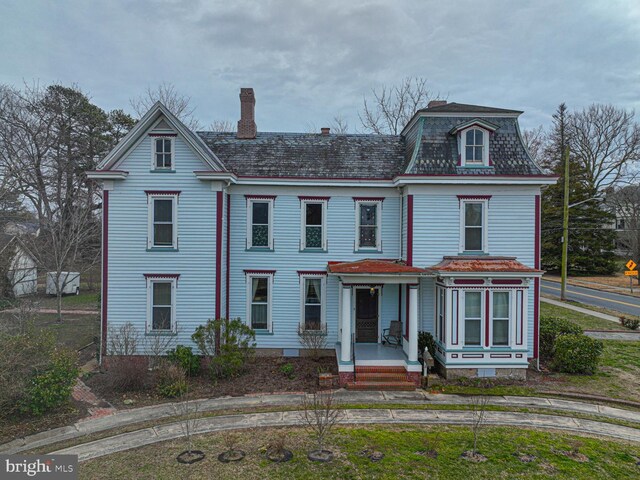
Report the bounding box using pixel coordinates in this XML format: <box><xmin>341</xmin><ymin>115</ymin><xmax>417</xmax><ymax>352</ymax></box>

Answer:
<box><xmin>541</xmin><ymin>104</ymin><xmax>617</xmax><ymax>275</ymax></box>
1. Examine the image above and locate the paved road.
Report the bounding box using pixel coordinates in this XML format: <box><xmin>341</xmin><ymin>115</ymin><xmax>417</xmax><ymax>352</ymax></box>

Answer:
<box><xmin>541</xmin><ymin>279</ymin><xmax>640</xmax><ymax>317</ymax></box>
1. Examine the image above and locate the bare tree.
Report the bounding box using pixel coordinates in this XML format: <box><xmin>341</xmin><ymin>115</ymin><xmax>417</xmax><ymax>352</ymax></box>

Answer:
<box><xmin>329</xmin><ymin>115</ymin><xmax>349</xmax><ymax>134</ymax></box>
<box><xmin>209</xmin><ymin>119</ymin><xmax>235</xmax><ymax>132</ymax></box>
<box><xmin>299</xmin><ymin>391</ymin><xmax>343</xmax><ymax>459</ymax></box>
<box><xmin>174</xmin><ymin>383</ymin><xmax>204</xmax><ymax>463</ymax></box>
<box><xmin>522</xmin><ymin>125</ymin><xmax>546</xmax><ymax>165</ymax></box>
<box><xmin>359</xmin><ymin>77</ymin><xmax>435</xmax><ymax>134</ymax></box>
<box><xmin>606</xmin><ymin>185</ymin><xmax>640</xmax><ymax>263</ymax></box>
<box><xmin>569</xmin><ymin>104</ymin><xmax>640</xmax><ymax>192</ymax></box>
<box><xmin>470</xmin><ymin>396</ymin><xmax>489</xmax><ymax>455</ymax></box>
<box><xmin>130</xmin><ymin>82</ymin><xmax>201</xmax><ymax>130</ymax></box>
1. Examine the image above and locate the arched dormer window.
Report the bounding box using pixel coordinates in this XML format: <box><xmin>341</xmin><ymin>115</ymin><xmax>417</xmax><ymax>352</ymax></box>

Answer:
<box><xmin>462</xmin><ymin>127</ymin><xmax>489</xmax><ymax>166</ymax></box>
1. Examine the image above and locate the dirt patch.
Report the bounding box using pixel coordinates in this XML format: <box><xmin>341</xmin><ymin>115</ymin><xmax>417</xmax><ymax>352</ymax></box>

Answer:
<box><xmin>461</xmin><ymin>450</ymin><xmax>488</xmax><ymax>462</ymax></box>
<box><xmin>0</xmin><ymin>400</ymin><xmax>87</xmax><ymax>443</ymax></box>
<box><xmin>85</xmin><ymin>356</ymin><xmax>338</xmax><ymax>409</ymax></box>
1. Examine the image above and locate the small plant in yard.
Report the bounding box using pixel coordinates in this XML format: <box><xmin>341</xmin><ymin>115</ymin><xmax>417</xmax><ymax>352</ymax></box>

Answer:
<box><xmin>299</xmin><ymin>391</ymin><xmax>343</xmax><ymax>462</ymax></box>
<box><xmin>552</xmin><ymin>334</ymin><xmax>603</xmax><ymax>374</ymax></box>
<box><xmin>144</xmin><ymin>331</ymin><xmax>178</xmax><ymax>370</ymax></box>
<box><xmin>192</xmin><ymin>318</ymin><xmax>256</xmax><ymax>381</ymax></box>
<box><xmin>461</xmin><ymin>396</ymin><xmax>489</xmax><ymax>463</ymax></box>
<box><xmin>416</xmin><ymin>431</ymin><xmax>441</xmax><ymax>459</ymax></box>
<box><xmin>173</xmin><ymin>383</ymin><xmax>205</xmax><ymax>464</ymax></box>
<box><xmin>620</xmin><ymin>316</ymin><xmax>640</xmax><ymax>330</ymax></box>
<box><xmin>218</xmin><ymin>431</ymin><xmax>245</xmax><ymax>463</ymax></box>
<box><xmin>280</xmin><ymin>362</ymin><xmax>295</xmax><ymax>379</ymax></box>
<box><xmin>418</xmin><ymin>331</ymin><xmax>436</xmax><ymax>359</ymax></box>
<box><xmin>107</xmin><ymin>323</ymin><xmax>148</xmax><ymax>392</ymax></box>
<box><xmin>297</xmin><ymin>323</ymin><xmax>328</xmax><ymax>361</ymax></box>
<box><xmin>265</xmin><ymin>431</ymin><xmax>293</xmax><ymax>463</ymax></box>
<box><xmin>156</xmin><ymin>361</ymin><xmax>188</xmax><ymax>398</ymax></box>
<box><xmin>167</xmin><ymin>345</ymin><xmax>200</xmax><ymax>376</ymax></box>
<box><xmin>539</xmin><ymin>315</ymin><xmax>583</xmax><ymax>360</ymax></box>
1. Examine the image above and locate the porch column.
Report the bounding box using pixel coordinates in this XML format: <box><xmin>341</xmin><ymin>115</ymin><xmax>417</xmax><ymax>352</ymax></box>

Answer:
<box><xmin>340</xmin><ymin>284</ymin><xmax>352</xmax><ymax>363</ymax></box>
<box><xmin>408</xmin><ymin>284</ymin><xmax>419</xmax><ymax>363</ymax></box>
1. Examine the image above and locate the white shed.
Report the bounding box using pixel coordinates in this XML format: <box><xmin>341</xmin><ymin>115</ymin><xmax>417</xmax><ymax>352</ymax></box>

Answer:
<box><xmin>0</xmin><ymin>235</ymin><xmax>38</xmax><ymax>297</ymax></box>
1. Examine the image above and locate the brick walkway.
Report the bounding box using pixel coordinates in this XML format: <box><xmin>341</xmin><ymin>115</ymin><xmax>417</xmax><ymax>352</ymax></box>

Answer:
<box><xmin>72</xmin><ymin>380</ymin><xmax>116</xmax><ymax>420</ymax></box>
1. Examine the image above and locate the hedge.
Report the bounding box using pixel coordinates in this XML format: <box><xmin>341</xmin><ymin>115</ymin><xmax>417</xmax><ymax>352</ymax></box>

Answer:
<box><xmin>552</xmin><ymin>334</ymin><xmax>603</xmax><ymax>375</ymax></box>
<box><xmin>539</xmin><ymin>315</ymin><xmax>583</xmax><ymax>360</ymax></box>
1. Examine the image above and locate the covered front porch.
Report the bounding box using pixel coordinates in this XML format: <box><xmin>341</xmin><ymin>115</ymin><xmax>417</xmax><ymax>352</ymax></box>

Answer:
<box><xmin>328</xmin><ymin>259</ymin><xmax>427</xmax><ymax>387</ymax></box>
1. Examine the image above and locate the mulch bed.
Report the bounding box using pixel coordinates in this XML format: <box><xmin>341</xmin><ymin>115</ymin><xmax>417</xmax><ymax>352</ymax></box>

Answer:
<box><xmin>85</xmin><ymin>356</ymin><xmax>338</xmax><ymax>409</ymax></box>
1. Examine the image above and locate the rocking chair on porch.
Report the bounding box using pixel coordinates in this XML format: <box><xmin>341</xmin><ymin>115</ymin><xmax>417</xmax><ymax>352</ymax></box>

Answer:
<box><xmin>382</xmin><ymin>321</ymin><xmax>403</xmax><ymax>348</ymax></box>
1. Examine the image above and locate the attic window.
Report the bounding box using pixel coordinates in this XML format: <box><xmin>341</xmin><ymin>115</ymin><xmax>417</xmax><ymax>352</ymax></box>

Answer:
<box><xmin>154</xmin><ymin>138</ymin><xmax>173</xmax><ymax>169</ymax></box>
<box><xmin>461</xmin><ymin>127</ymin><xmax>489</xmax><ymax>166</ymax></box>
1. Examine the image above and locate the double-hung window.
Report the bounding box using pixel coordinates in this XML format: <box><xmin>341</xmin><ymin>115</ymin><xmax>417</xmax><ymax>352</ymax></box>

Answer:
<box><xmin>464</xmin><ymin>291</ymin><xmax>482</xmax><ymax>346</ymax></box>
<box><xmin>148</xmin><ymin>194</ymin><xmax>178</xmax><ymax>249</ymax></box>
<box><xmin>248</xmin><ymin>274</ymin><xmax>272</xmax><ymax>331</ymax></box>
<box><xmin>461</xmin><ymin>200</ymin><xmax>487</xmax><ymax>253</ymax></box>
<box><xmin>464</xmin><ymin>129</ymin><xmax>484</xmax><ymax>164</ymax></box>
<box><xmin>247</xmin><ymin>198</ymin><xmax>273</xmax><ymax>249</ymax></box>
<box><xmin>492</xmin><ymin>291</ymin><xmax>510</xmax><ymax>346</ymax></box>
<box><xmin>356</xmin><ymin>200</ymin><xmax>382</xmax><ymax>251</ymax></box>
<box><xmin>301</xmin><ymin>276</ymin><xmax>325</xmax><ymax>331</ymax></box>
<box><xmin>147</xmin><ymin>278</ymin><xmax>176</xmax><ymax>333</ymax></box>
<box><xmin>153</xmin><ymin>138</ymin><xmax>173</xmax><ymax>169</ymax></box>
<box><xmin>301</xmin><ymin>200</ymin><xmax>327</xmax><ymax>250</ymax></box>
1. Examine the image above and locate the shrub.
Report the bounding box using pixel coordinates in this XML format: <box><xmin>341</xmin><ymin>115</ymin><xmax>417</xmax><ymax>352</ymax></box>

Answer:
<box><xmin>107</xmin><ymin>356</ymin><xmax>148</xmax><ymax>392</ymax></box>
<box><xmin>418</xmin><ymin>331</ymin><xmax>436</xmax><ymax>359</ymax></box>
<box><xmin>167</xmin><ymin>345</ymin><xmax>200</xmax><ymax>376</ymax></box>
<box><xmin>22</xmin><ymin>349</ymin><xmax>79</xmax><ymax>416</ymax></box>
<box><xmin>192</xmin><ymin>318</ymin><xmax>256</xmax><ymax>380</ymax></box>
<box><xmin>620</xmin><ymin>317</ymin><xmax>640</xmax><ymax>330</ymax></box>
<box><xmin>552</xmin><ymin>334</ymin><xmax>603</xmax><ymax>374</ymax></box>
<box><xmin>156</xmin><ymin>362</ymin><xmax>188</xmax><ymax>398</ymax></box>
<box><xmin>539</xmin><ymin>316</ymin><xmax>583</xmax><ymax>360</ymax></box>
<box><xmin>280</xmin><ymin>363</ymin><xmax>294</xmax><ymax>379</ymax></box>
<box><xmin>297</xmin><ymin>323</ymin><xmax>328</xmax><ymax>361</ymax></box>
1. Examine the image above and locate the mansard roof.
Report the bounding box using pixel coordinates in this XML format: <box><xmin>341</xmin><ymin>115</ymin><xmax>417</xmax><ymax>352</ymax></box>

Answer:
<box><xmin>198</xmin><ymin>132</ymin><xmax>406</xmax><ymax>179</ymax></box>
<box><xmin>416</xmin><ymin>102</ymin><xmax>523</xmax><ymax>115</ymax></box>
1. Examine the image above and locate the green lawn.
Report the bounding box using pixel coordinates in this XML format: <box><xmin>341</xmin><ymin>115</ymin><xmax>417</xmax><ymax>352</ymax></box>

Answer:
<box><xmin>37</xmin><ymin>291</ymin><xmax>100</xmax><ymax>311</ymax></box>
<box><xmin>80</xmin><ymin>425</ymin><xmax>640</xmax><ymax>479</ymax></box>
<box><xmin>541</xmin><ymin>301</ymin><xmax>622</xmax><ymax>331</ymax></box>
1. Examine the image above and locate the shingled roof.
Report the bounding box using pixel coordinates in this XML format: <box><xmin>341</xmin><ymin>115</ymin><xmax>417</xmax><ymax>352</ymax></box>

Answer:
<box><xmin>405</xmin><ymin>116</ymin><xmax>544</xmax><ymax>176</ymax></box>
<box><xmin>198</xmin><ymin>132</ymin><xmax>406</xmax><ymax>179</ymax></box>
<box><xmin>417</xmin><ymin>102</ymin><xmax>523</xmax><ymax>115</ymax></box>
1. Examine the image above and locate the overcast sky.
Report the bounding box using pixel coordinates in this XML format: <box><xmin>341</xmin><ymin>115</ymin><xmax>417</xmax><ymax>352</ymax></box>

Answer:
<box><xmin>1</xmin><ymin>0</ymin><xmax>639</xmax><ymax>132</ymax></box>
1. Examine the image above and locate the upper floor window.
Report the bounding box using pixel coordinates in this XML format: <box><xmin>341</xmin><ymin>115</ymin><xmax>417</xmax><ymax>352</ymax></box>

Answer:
<box><xmin>356</xmin><ymin>200</ymin><xmax>382</xmax><ymax>251</ymax></box>
<box><xmin>147</xmin><ymin>194</ymin><xmax>178</xmax><ymax>249</ymax></box>
<box><xmin>247</xmin><ymin>198</ymin><xmax>274</xmax><ymax>249</ymax></box>
<box><xmin>460</xmin><ymin>200</ymin><xmax>487</xmax><ymax>253</ymax></box>
<box><xmin>461</xmin><ymin>128</ymin><xmax>489</xmax><ymax>166</ymax></box>
<box><xmin>301</xmin><ymin>200</ymin><xmax>327</xmax><ymax>250</ymax></box>
<box><xmin>154</xmin><ymin>138</ymin><xmax>173</xmax><ymax>169</ymax></box>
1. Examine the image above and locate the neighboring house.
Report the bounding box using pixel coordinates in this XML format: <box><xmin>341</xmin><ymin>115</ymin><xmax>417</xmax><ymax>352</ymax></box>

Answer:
<box><xmin>0</xmin><ymin>233</ymin><xmax>38</xmax><ymax>297</ymax></box>
<box><xmin>87</xmin><ymin>89</ymin><xmax>555</xmax><ymax>387</ymax></box>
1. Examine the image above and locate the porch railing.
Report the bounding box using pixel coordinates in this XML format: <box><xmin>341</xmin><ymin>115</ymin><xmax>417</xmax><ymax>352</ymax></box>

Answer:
<box><xmin>351</xmin><ymin>331</ymin><xmax>356</xmax><ymax>383</ymax></box>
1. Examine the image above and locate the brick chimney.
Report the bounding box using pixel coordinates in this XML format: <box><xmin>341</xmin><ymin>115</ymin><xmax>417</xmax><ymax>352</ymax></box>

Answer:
<box><xmin>237</xmin><ymin>88</ymin><xmax>257</xmax><ymax>139</ymax></box>
<box><xmin>427</xmin><ymin>100</ymin><xmax>447</xmax><ymax>108</ymax></box>
<box><xmin>321</xmin><ymin>127</ymin><xmax>330</xmax><ymax>136</ymax></box>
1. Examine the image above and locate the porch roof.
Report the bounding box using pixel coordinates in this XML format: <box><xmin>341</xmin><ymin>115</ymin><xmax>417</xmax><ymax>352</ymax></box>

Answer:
<box><xmin>327</xmin><ymin>259</ymin><xmax>426</xmax><ymax>275</ymax></box>
<box><xmin>426</xmin><ymin>256</ymin><xmax>543</xmax><ymax>275</ymax></box>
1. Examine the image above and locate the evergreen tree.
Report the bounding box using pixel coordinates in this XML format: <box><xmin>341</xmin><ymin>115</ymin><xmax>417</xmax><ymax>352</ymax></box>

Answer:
<box><xmin>541</xmin><ymin>104</ymin><xmax>617</xmax><ymax>275</ymax></box>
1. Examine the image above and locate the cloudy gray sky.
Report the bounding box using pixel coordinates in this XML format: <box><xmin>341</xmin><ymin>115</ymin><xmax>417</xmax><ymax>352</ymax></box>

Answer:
<box><xmin>1</xmin><ymin>0</ymin><xmax>639</xmax><ymax>132</ymax></box>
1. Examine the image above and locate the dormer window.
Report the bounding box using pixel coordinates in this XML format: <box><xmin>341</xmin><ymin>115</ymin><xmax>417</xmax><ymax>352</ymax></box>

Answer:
<box><xmin>154</xmin><ymin>138</ymin><xmax>173</xmax><ymax>169</ymax></box>
<box><xmin>465</xmin><ymin>129</ymin><xmax>485</xmax><ymax>164</ymax></box>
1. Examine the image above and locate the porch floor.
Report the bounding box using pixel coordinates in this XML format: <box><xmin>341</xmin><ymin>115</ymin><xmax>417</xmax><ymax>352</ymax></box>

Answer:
<box><xmin>336</xmin><ymin>342</ymin><xmax>407</xmax><ymax>367</ymax></box>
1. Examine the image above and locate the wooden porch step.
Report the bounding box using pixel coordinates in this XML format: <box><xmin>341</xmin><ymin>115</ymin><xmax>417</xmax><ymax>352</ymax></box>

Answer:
<box><xmin>346</xmin><ymin>381</ymin><xmax>416</xmax><ymax>391</ymax></box>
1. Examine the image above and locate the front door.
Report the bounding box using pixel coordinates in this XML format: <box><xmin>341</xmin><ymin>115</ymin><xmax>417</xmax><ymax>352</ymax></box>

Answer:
<box><xmin>356</xmin><ymin>288</ymin><xmax>379</xmax><ymax>343</ymax></box>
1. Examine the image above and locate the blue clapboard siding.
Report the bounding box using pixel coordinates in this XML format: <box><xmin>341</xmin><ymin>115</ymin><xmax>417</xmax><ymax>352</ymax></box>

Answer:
<box><xmin>107</xmin><ymin>135</ymin><xmax>218</xmax><ymax>351</ymax></box>
<box><xmin>228</xmin><ymin>192</ymin><xmax>401</xmax><ymax>348</ymax></box>
<box><xmin>411</xmin><ymin>190</ymin><xmax>537</xmax><ymax>356</ymax></box>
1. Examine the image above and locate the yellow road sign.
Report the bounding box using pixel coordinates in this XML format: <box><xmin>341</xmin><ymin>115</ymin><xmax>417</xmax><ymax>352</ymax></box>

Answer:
<box><xmin>625</xmin><ymin>270</ymin><xmax>638</xmax><ymax>276</ymax></box>
<box><xmin>626</xmin><ymin>260</ymin><xmax>637</xmax><ymax>270</ymax></box>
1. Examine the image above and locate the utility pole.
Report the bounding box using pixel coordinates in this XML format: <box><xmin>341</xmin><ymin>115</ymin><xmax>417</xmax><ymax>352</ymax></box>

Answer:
<box><xmin>560</xmin><ymin>146</ymin><xmax>570</xmax><ymax>301</ymax></box>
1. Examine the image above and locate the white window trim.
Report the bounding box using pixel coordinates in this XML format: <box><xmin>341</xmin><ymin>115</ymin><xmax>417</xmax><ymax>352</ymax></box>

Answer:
<box><xmin>246</xmin><ymin>198</ymin><xmax>274</xmax><ymax>249</ymax></box>
<box><xmin>459</xmin><ymin>199</ymin><xmax>489</xmax><ymax>254</ymax></box>
<box><xmin>147</xmin><ymin>194</ymin><xmax>178</xmax><ymax>249</ymax></box>
<box><xmin>246</xmin><ymin>273</ymin><xmax>273</xmax><ymax>332</ymax></box>
<box><xmin>460</xmin><ymin>127</ymin><xmax>489</xmax><ymax>166</ymax></box>
<box><xmin>146</xmin><ymin>278</ymin><xmax>177</xmax><ymax>334</ymax></box>
<box><xmin>355</xmin><ymin>200</ymin><xmax>382</xmax><ymax>251</ymax></box>
<box><xmin>300</xmin><ymin>200</ymin><xmax>328</xmax><ymax>250</ymax></box>
<box><xmin>299</xmin><ymin>274</ymin><xmax>327</xmax><ymax>330</ymax></box>
<box><xmin>461</xmin><ymin>290</ymin><xmax>484</xmax><ymax>347</ymax></box>
<box><xmin>490</xmin><ymin>290</ymin><xmax>512</xmax><ymax>347</ymax></box>
<box><xmin>151</xmin><ymin>137</ymin><xmax>175</xmax><ymax>170</ymax></box>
